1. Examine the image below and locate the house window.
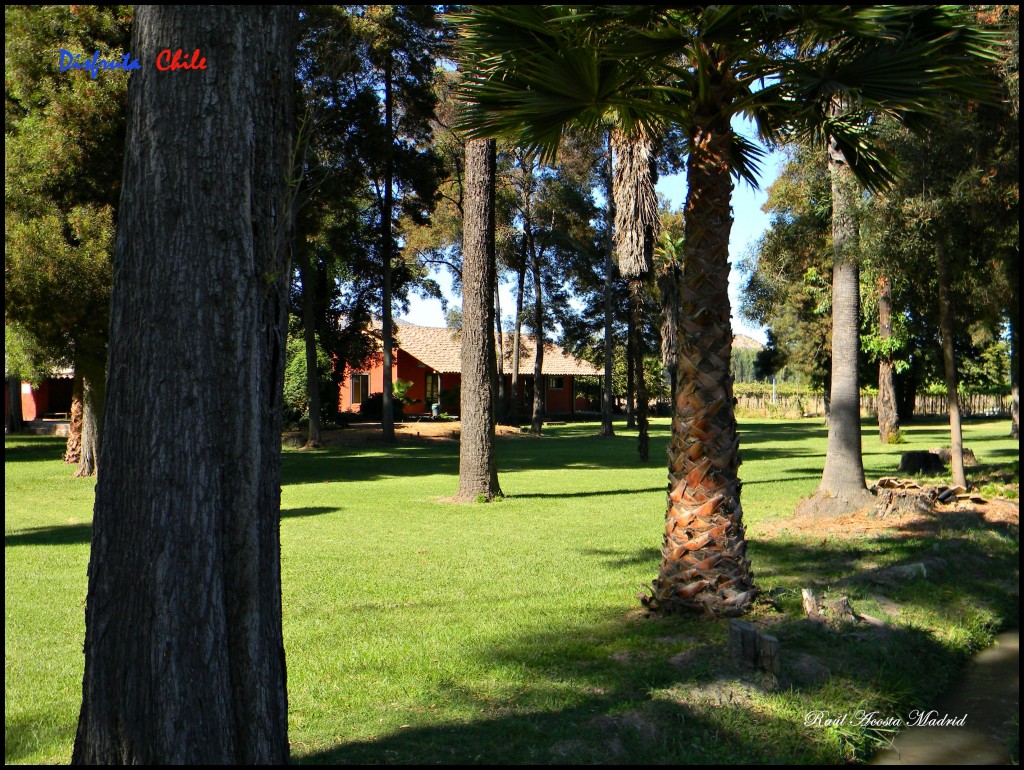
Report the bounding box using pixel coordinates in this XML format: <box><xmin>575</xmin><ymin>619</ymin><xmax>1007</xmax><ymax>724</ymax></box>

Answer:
<box><xmin>547</xmin><ymin>376</ymin><xmax>565</xmax><ymax>391</ymax></box>
<box><xmin>351</xmin><ymin>373</ymin><xmax>369</xmax><ymax>405</ymax></box>
<box><xmin>425</xmin><ymin>372</ymin><xmax>439</xmax><ymax>405</ymax></box>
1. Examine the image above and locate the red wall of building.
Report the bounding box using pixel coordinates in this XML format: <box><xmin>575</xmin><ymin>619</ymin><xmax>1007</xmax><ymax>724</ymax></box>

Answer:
<box><xmin>336</xmin><ymin>352</ymin><xmax>584</xmax><ymax>418</ymax></box>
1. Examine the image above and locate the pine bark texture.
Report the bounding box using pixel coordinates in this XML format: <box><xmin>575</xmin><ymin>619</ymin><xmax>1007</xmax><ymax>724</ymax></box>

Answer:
<box><xmin>803</xmin><ymin>133</ymin><xmax>872</xmax><ymax>515</ymax></box>
<box><xmin>73</xmin><ymin>7</ymin><xmax>293</xmax><ymax>764</ymax></box>
<box><xmin>457</xmin><ymin>139</ymin><xmax>501</xmax><ymax>501</ymax></box>
<box><xmin>876</xmin><ymin>274</ymin><xmax>900</xmax><ymax>443</ymax></box>
<box><xmin>937</xmin><ymin>243</ymin><xmax>967</xmax><ymax>489</ymax></box>
<box><xmin>645</xmin><ymin>90</ymin><xmax>754</xmax><ymax>616</ymax></box>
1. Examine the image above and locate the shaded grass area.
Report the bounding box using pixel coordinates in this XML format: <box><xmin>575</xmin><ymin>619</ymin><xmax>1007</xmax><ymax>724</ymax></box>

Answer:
<box><xmin>4</xmin><ymin>417</ymin><xmax>1018</xmax><ymax>764</ymax></box>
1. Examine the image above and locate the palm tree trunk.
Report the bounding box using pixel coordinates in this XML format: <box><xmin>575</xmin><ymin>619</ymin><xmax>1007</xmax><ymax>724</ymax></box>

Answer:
<box><xmin>74</xmin><ymin>356</ymin><xmax>105</xmax><ymax>478</ymax></box>
<box><xmin>64</xmin><ymin>369</ymin><xmax>84</xmax><ymax>464</ymax></box>
<box><xmin>937</xmin><ymin>242</ymin><xmax>967</xmax><ymax>488</ymax></box>
<box><xmin>876</xmin><ymin>274</ymin><xmax>899</xmax><ymax>443</ymax></box>
<box><xmin>645</xmin><ymin>102</ymin><xmax>753</xmax><ymax>616</ymax></box>
<box><xmin>457</xmin><ymin>138</ymin><xmax>501</xmax><ymax>501</ymax></box>
<box><xmin>805</xmin><ymin>130</ymin><xmax>871</xmax><ymax>513</ymax></box>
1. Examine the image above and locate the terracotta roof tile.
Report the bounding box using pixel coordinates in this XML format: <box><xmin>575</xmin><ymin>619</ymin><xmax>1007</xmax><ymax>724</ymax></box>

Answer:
<box><xmin>394</xmin><ymin>324</ymin><xmax>601</xmax><ymax>377</ymax></box>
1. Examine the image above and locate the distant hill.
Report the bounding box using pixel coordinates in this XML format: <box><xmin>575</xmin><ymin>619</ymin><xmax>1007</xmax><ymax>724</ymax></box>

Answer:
<box><xmin>732</xmin><ymin>334</ymin><xmax>763</xmax><ymax>351</ymax></box>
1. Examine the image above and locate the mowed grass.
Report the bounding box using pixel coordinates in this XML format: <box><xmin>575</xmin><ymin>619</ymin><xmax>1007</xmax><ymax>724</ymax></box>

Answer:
<box><xmin>5</xmin><ymin>417</ymin><xmax>1019</xmax><ymax>764</ymax></box>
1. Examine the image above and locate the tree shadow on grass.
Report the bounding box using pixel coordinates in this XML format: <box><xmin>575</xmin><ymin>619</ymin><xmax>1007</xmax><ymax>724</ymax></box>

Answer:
<box><xmin>281</xmin><ymin>506</ymin><xmax>342</xmax><ymax>519</ymax></box>
<box><xmin>296</xmin><ymin>603</ymin><xmax>966</xmax><ymax>765</ymax></box>
<box><xmin>512</xmin><ymin>487</ymin><xmax>663</xmax><ymax>500</ymax></box>
<box><xmin>3</xmin><ymin>436</ymin><xmax>67</xmax><ymax>462</ymax></box>
<box><xmin>4</xmin><ymin>523</ymin><xmax>92</xmax><ymax>547</ymax></box>
<box><xmin>581</xmin><ymin>546</ymin><xmax>661</xmax><ymax>569</ymax></box>
<box><xmin>4</xmin><ymin>709</ymin><xmax>73</xmax><ymax>764</ymax></box>
<box><xmin>298</xmin><ymin>503</ymin><xmax>1017</xmax><ymax>765</ymax></box>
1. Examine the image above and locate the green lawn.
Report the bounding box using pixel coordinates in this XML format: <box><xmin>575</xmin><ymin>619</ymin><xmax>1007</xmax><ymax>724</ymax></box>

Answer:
<box><xmin>5</xmin><ymin>417</ymin><xmax>1019</xmax><ymax>764</ymax></box>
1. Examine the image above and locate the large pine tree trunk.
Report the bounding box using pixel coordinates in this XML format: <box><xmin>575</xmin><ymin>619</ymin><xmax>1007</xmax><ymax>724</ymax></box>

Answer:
<box><xmin>645</xmin><ymin>91</ymin><xmax>754</xmax><ymax>617</ymax></box>
<box><xmin>601</xmin><ymin>130</ymin><xmax>615</xmax><ymax>437</ymax></box>
<box><xmin>937</xmin><ymin>242</ymin><xmax>967</xmax><ymax>488</ymax></box>
<box><xmin>802</xmin><ymin>130</ymin><xmax>872</xmax><ymax>515</ymax></box>
<box><xmin>876</xmin><ymin>274</ymin><xmax>900</xmax><ymax>443</ymax></box>
<box><xmin>73</xmin><ymin>7</ymin><xmax>293</xmax><ymax>763</ymax></box>
<box><xmin>457</xmin><ymin>139</ymin><xmax>501</xmax><ymax>501</ymax></box>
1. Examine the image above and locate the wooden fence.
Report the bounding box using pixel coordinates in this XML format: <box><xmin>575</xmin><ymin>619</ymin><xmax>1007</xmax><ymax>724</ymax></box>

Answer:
<box><xmin>734</xmin><ymin>391</ymin><xmax>1012</xmax><ymax>419</ymax></box>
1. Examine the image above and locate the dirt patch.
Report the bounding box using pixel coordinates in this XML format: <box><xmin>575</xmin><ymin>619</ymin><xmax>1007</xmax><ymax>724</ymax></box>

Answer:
<box><xmin>758</xmin><ymin>485</ymin><xmax>1018</xmax><ymax>540</ymax></box>
<box><xmin>284</xmin><ymin>420</ymin><xmax>525</xmax><ymax>447</ymax></box>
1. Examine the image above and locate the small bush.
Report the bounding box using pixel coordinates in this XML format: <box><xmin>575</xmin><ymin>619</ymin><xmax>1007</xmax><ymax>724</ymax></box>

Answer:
<box><xmin>359</xmin><ymin>392</ymin><xmax>384</xmax><ymax>420</ymax></box>
<box><xmin>884</xmin><ymin>429</ymin><xmax>905</xmax><ymax>445</ymax></box>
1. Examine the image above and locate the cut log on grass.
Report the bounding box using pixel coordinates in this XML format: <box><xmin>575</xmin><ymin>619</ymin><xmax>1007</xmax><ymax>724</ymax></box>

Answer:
<box><xmin>728</xmin><ymin>620</ymin><xmax>780</xmax><ymax>674</ymax></box>
<box><xmin>802</xmin><ymin>588</ymin><xmax>823</xmax><ymax>623</ymax></box>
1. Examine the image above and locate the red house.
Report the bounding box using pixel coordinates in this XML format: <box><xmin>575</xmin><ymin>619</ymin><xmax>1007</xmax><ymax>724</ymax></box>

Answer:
<box><xmin>338</xmin><ymin>324</ymin><xmax>602</xmax><ymax>418</ymax></box>
<box><xmin>4</xmin><ymin>368</ymin><xmax>74</xmax><ymax>425</ymax></box>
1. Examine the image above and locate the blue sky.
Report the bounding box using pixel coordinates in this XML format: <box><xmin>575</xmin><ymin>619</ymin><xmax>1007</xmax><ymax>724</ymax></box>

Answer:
<box><xmin>403</xmin><ymin>148</ymin><xmax>785</xmax><ymax>345</ymax></box>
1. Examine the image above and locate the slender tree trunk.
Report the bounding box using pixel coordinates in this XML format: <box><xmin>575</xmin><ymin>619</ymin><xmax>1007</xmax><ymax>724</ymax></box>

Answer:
<box><xmin>805</xmin><ymin>129</ymin><xmax>871</xmax><ymax>513</ymax></box>
<box><xmin>610</xmin><ymin>126</ymin><xmax>656</xmax><ymax>458</ymax></box>
<box><xmin>528</xmin><ymin>221</ymin><xmax>544</xmax><ymax>436</ymax></box>
<box><xmin>381</xmin><ymin>53</ymin><xmax>396</xmax><ymax>442</ymax></box>
<box><xmin>495</xmin><ymin>282</ymin><xmax>507</xmax><ymax>420</ymax></box>
<box><xmin>630</xmin><ymin>279</ymin><xmax>649</xmax><ymax>461</ymax></box>
<box><xmin>457</xmin><ymin>139</ymin><xmax>501</xmax><ymax>501</ymax></box>
<box><xmin>509</xmin><ymin>254</ymin><xmax>526</xmax><ymax>423</ymax></box>
<box><xmin>601</xmin><ymin>130</ymin><xmax>615</xmax><ymax>437</ymax></box>
<box><xmin>7</xmin><ymin>376</ymin><xmax>24</xmax><ymax>433</ymax></box>
<box><xmin>937</xmin><ymin>242</ymin><xmax>967</xmax><ymax>488</ymax></box>
<box><xmin>73</xmin><ymin>7</ymin><xmax>293</xmax><ymax>762</ymax></box>
<box><xmin>74</xmin><ymin>356</ymin><xmax>105</xmax><ymax>478</ymax></box>
<box><xmin>64</xmin><ymin>370</ymin><xmax>84</xmax><ymax>464</ymax></box>
<box><xmin>298</xmin><ymin>252</ymin><xmax>322</xmax><ymax>448</ymax></box>
<box><xmin>645</xmin><ymin>83</ymin><xmax>753</xmax><ymax>616</ymax></box>
<box><xmin>1010</xmin><ymin>313</ymin><xmax>1019</xmax><ymax>439</ymax></box>
<box><xmin>626</xmin><ymin>324</ymin><xmax>636</xmax><ymax>429</ymax></box>
<box><xmin>876</xmin><ymin>274</ymin><xmax>899</xmax><ymax>443</ymax></box>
